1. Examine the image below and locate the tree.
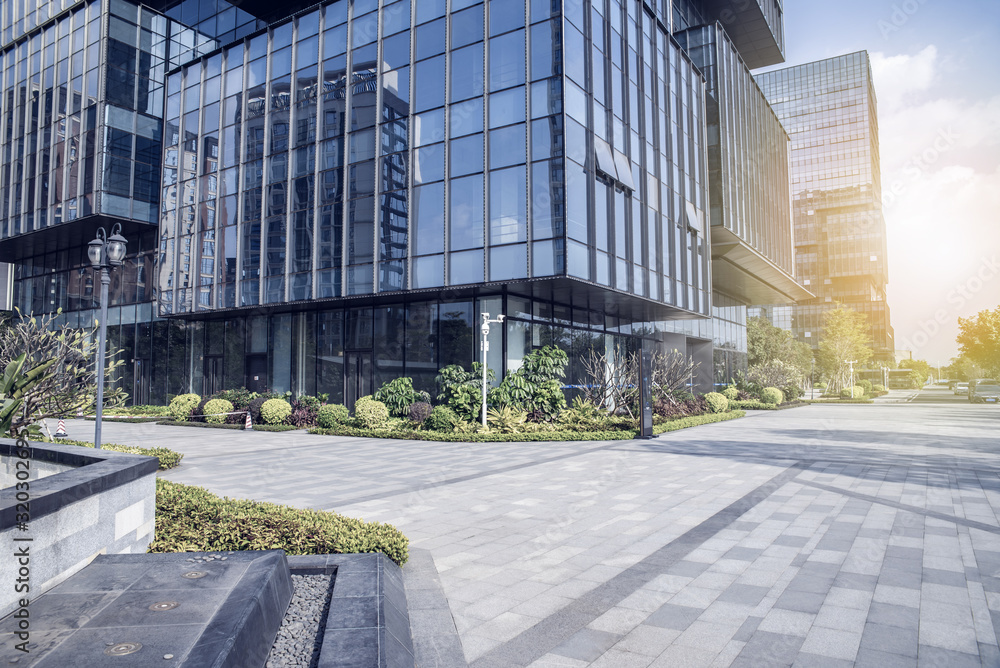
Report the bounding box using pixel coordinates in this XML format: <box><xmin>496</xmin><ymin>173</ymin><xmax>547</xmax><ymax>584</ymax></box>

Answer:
<box><xmin>956</xmin><ymin>307</ymin><xmax>1000</xmax><ymax>378</ymax></box>
<box><xmin>817</xmin><ymin>305</ymin><xmax>873</xmax><ymax>393</ymax></box>
<box><xmin>898</xmin><ymin>358</ymin><xmax>932</xmax><ymax>385</ymax></box>
<box><xmin>0</xmin><ymin>309</ymin><xmax>126</xmax><ymax>438</ymax></box>
<box><xmin>581</xmin><ymin>346</ymin><xmax>698</xmax><ymax>417</ymax></box>
<box><xmin>747</xmin><ymin>316</ymin><xmax>814</xmax><ymax>373</ymax></box>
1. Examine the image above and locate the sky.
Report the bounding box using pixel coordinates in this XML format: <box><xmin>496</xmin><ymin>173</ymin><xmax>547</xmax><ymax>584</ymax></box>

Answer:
<box><xmin>757</xmin><ymin>0</ymin><xmax>1000</xmax><ymax>367</ymax></box>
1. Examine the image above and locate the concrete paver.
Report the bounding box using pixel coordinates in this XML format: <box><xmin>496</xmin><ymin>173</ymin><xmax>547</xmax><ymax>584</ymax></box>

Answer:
<box><xmin>63</xmin><ymin>394</ymin><xmax>1000</xmax><ymax>666</ymax></box>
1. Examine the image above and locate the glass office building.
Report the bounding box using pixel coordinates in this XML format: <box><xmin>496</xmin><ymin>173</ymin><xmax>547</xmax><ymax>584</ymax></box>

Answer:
<box><xmin>753</xmin><ymin>52</ymin><xmax>895</xmax><ymax>361</ymax></box>
<box><xmin>2</xmin><ymin>0</ymin><xmax>804</xmax><ymax>405</ymax></box>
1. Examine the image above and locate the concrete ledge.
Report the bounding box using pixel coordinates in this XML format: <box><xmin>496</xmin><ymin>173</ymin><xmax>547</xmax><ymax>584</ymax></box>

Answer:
<box><xmin>288</xmin><ymin>553</ymin><xmax>415</xmax><ymax>668</ymax></box>
<box><xmin>0</xmin><ymin>550</ymin><xmax>293</xmax><ymax>667</ymax></box>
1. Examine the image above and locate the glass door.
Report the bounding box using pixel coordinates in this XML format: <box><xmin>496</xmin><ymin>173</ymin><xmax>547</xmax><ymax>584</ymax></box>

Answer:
<box><xmin>345</xmin><ymin>351</ymin><xmax>372</xmax><ymax>411</ymax></box>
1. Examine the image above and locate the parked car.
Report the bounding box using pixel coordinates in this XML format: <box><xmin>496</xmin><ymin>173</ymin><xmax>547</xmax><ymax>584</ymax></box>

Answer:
<box><xmin>970</xmin><ymin>383</ymin><xmax>1000</xmax><ymax>404</ymax></box>
<box><xmin>954</xmin><ymin>382</ymin><xmax>969</xmax><ymax>396</ymax></box>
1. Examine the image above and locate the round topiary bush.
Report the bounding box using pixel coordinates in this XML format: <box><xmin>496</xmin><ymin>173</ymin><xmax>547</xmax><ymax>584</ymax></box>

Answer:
<box><xmin>203</xmin><ymin>398</ymin><xmax>234</xmax><ymax>424</ymax></box>
<box><xmin>169</xmin><ymin>393</ymin><xmax>201</xmax><ymax>420</ymax></box>
<box><xmin>721</xmin><ymin>386</ymin><xmax>739</xmax><ymax>401</ymax></box>
<box><xmin>354</xmin><ymin>396</ymin><xmax>390</xmax><ymax>429</ymax></box>
<box><xmin>261</xmin><ymin>398</ymin><xmax>293</xmax><ymax>425</ymax></box>
<box><xmin>408</xmin><ymin>401</ymin><xmax>432</xmax><ymax>425</ymax></box>
<box><xmin>761</xmin><ymin>387</ymin><xmax>784</xmax><ymax>405</ymax></box>
<box><xmin>317</xmin><ymin>403</ymin><xmax>350</xmax><ymax>428</ymax></box>
<box><xmin>873</xmin><ymin>384</ymin><xmax>886</xmax><ymax>393</ymax></box>
<box><xmin>859</xmin><ymin>379</ymin><xmax>873</xmax><ymax>396</ymax></box>
<box><xmin>704</xmin><ymin>392</ymin><xmax>729</xmax><ymax>413</ymax></box>
<box><xmin>424</xmin><ymin>405</ymin><xmax>459</xmax><ymax>432</ymax></box>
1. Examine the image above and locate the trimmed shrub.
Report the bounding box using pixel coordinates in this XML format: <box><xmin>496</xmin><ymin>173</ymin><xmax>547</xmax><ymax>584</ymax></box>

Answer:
<box><xmin>859</xmin><ymin>379</ymin><xmax>873</xmax><ymax>396</ymax></box>
<box><xmin>721</xmin><ymin>386</ymin><xmax>739</xmax><ymax>401</ymax></box>
<box><xmin>873</xmin><ymin>384</ymin><xmax>886</xmax><ymax>393</ymax></box>
<box><xmin>213</xmin><ymin>388</ymin><xmax>254</xmax><ymax>410</ymax></box>
<box><xmin>354</xmin><ymin>396</ymin><xmax>390</xmax><ymax>429</ymax></box>
<box><xmin>704</xmin><ymin>392</ymin><xmax>729</xmax><ymax>414</ymax></box>
<box><xmin>248</xmin><ymin>395</ymin><xmax>279</xmax><ymax>425</ymax></box>
<box><xmin>317</xmin><ymin>403</ymin><xmax>350</xmax><ymax>428</ymax></box>
<box><xmin>203</xmin><ymin>398</ymin><xmax>234</xmax><ymax>424</ymax></box>
<box><xmin>261</xmin><ymin>398</ymin><xmax>292</xmax><ymax>425</ymax></box>
<box><xmin>761</xmin><ymin>387</ymin><xmax>784</xmax><ymax>405</ymax></box>
<box><xmin>150</xmin><ymin>479</ymin><xmax>408</xmax><ymax>565</ymax></box>
<box><xmin>168</xmin><ymin>393</ymin><xmax>201</xmax><ymax>420</ymax></box>
<box><xmin>840</xmin><ymin>386</ymin><xmax>865</xmax><ymax>399</ymax></box>
<box><xmin>425</xmin><ymin>405</ymin><xmax>459</xmax><ymax>432</ymax></box>
<box><xmin>408</xmin><ymin>401</ymin><xmax>432</xmax><ymax>425</ymax></box>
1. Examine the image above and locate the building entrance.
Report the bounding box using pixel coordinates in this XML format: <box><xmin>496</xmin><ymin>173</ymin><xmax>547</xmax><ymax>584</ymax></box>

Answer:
<box><xmin>345</xmin><ymin>351</ymin><xmax>372</xmax><ymax>411</ymax></box>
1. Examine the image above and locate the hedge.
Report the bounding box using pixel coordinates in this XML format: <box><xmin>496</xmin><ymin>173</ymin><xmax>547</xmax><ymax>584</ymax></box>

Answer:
<box><xmin>149</xmin><ymin>479</ymin><xmax>408</xmax><ymax>566</ymax></box>
<box><xmin>652</xmin><ymin>410</ymin><xmax>746</xmax><ymax>434</ymax></box>
<box><xmin>53</xmin><ymin>439</ymin><xmax>184</xmax><ymax>470</ymax></box>
<box><xmin>807</xmin><ymin>398</ymin><xmax>874</xmax><ymax>404</ymax></box>
<box><xmin>729</xmin><ymin>400</ymin><xmax>778</xmax><ymax>410</ymax></box>
<box><xmin>84</xmin><ymin>416</ymin><xmax>165</xmax><ymax>423</ymax></box>
<box><xmin>250</xmin><ymin>424</ymin><xmax>301</xmax><ymax>432</ymax></box>
<box><xmin>309</xmin><ymin>410</ymin><xmax>747</xmax><ymax>442</ymax></box>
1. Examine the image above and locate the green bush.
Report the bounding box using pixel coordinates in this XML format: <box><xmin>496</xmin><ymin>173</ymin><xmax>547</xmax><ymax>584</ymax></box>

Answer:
<box><xmin>150</xmin><ymin>479</ymin><xmax>408</xmax><ymax>565</ymax></box>
<box><xmin>425</xmin><ymin>405</ymin><xmax>459</xmax><ymax>431</ymax></box>
<box><xmin>873</xmin><ymin>384</ymin><xmax>886</xmax><ymax>393</ymax></box>
<box><xmin>486</xmin><ymin>406</ymin><xmax>528</xmax><ymax>433</ymax></box>
<box><xmin>202</xmin><ymin>398</ymin><xmax>234</xmax><ymax>424</ymax></box>
<box><xmin>704</xmin><ymin>392</ymin><xmax>729</xmax><ymax>413</ymax></box>
<box><xmin>212</xmin><ymin>388</ymin><xmax>255</xmax><ymax>410</ymax></box>
<box><xmin>489</xmin><ymin>346</ymin><xmax>568</xmax><ymax>419</ymax></box>
<box><xmin>730</xmin><ymin>400</ymin><xmax>779</xmax><ymax>410</ymax></box>
<box><xmin>56</xmin><ymin>439</ymin><xmax>183</xmax><ymax>470</ymax></box>
<box><xmin>761</xmin><ymin>387</ymin><xmax>784</xmax><ymax>405</ymax></box>
<box><xmin>721</xmin><ymin>386</ymin><xmax>739</xmax><ymax>401</ymax></box>
<box><xmin>840</xmin><ymin>386</ymin><xmax>865</xmax><ymax>399</ymax></box>
<box><xmin>436</xmin><ymin>363</ymin><xmax>495</xmax><ymax>421</ymax></box>
<box><xmin>261</xmin><ymin>398</ymin><xmax>292</xmax><ymax>425</ymax></box>
<box><xmin>317</xmin><ymin>403</ymin><xmax>350</xmax><ymax>428</ymax></box>
<box><xmin>251</xmin><ymin>423</ymin><xmax>300</xmax><ymax>432</ymax></box>
<box><xmin>858</xmin><ymin>379</ymin><xmax>873</xmax><ymax>395</ymax></box>
<box><xmin>354</xmin><ymin>396</ymin><xmax>390</xmax><ymax>429</ymax></box>
<box><xmin>168</xmin><ymin>393</ymin><xmax>201</xmax><ymax>420</ymax></box>
<box><xmin>373</xmin><ymin>377</ymin><xmax>429</xmax><ymax>417</ymax></box>
<box><xmin>815</xmin><ymin>382</ymin><xmax>828</xmax><ymax>389</ymax></box>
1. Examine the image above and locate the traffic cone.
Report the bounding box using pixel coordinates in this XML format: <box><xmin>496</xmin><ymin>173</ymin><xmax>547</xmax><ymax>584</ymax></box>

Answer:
<box><xmin>76</xmin><ymin>407</ymin><xmax>83</xmax><ymax>418</ymax></box>
<box><xmin>55</xmin><ymin>418</ymin><xmax>68</xmax><ymax>438</ymax></box>
<box><xmin>245</xmin><ymin>411</ymin><xmax>253</xmax><ymax>431</ymax></box>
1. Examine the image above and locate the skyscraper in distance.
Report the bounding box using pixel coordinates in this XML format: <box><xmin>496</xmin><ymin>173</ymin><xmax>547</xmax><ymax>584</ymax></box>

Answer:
<box><xmin>752</xmin><ymin>52</ymin><xmax>895</xmax><ymax>362</ymax></box>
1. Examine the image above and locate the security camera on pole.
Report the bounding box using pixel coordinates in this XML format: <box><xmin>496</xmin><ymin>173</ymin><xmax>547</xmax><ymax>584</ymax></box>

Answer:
<box><xmin>845</xmin><ymin>360</ymin><xmax>857</xmax><ymax>393</ymax></box>
<box><xmin>480</xmin><ymin>313</ymin><xmax>505</xmax><ymax>427</ymax></box>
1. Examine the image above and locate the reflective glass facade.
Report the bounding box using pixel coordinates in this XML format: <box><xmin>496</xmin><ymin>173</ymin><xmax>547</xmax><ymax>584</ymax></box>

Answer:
<box><xmin>755</xmin><ymin>52</ymin><xmax>895</xmax><ymax>360</ymax></box>
<box><xmin>2</xmin><ymin>0</ymin><xmax>812</xmax><ymax>402</ymax></box>
<box><xmin>157</xmin><ymin>0</ymin><xmax>712</xmax><ymax>318</ymax></box>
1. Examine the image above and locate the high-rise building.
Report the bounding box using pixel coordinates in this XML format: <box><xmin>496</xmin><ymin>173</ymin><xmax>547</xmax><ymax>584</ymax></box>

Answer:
<box><xmin>1</xmin><ymin>0</ymin><xmax>801</xmax><ymax>406</ymax></box>
<box><xmin>752</xmin><ymin>52</ymin><xmax>895</xmax><ymax>361</ymax></box>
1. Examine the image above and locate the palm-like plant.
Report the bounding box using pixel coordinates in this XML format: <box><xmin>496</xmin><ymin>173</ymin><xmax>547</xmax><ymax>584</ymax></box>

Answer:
<box><xmin>1</xmin><ymin>354</ymin><xmax>57</xmax><ymax>437</ymax></box>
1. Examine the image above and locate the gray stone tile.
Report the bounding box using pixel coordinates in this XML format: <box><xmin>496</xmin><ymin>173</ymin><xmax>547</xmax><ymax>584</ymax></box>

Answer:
<box><xmin>726</xmin><ymin>547</ymin><xmax>765</xmax><ymax>561</ymax></box>
<box><xmin>663</xmin><ymin>560</ymin><xmax>710</xmax><ymax>578</ymax></box>
<box><xmin>854</xmin><ymin>648</ymin><xmax>918</xmax><ymax>668</ymax></box>
<box><xmin>775</xmin><ymin>535</ymin><xmax>810</xmax><ymax>548</ymax></box>
<box><xmin>732</xmin><ymin>616</ymin><xmax>763</xmax><ymax>642</ymax></box>
<box><xmin>867</xmin><ymin>602</ymin><xmax>920</xmax><ymax>629</ymax></box>
<box><xmin>550</xmin><ymin>628</ymin><xmax>622</xmax><ymax>662</ymax></box>
<box><xmin>921</xmin><ymin>568</ymin><xmax>966</xmax><ymax>587</ymax></box>
<box><xmin>916</xmin><ymin>645</ymin><xmax>981</xmax><ymax>667</ymax></box>
<box><xmin>791</xmin><ymin>652</ymin><xmax>854</xmax><ymax>667</ymax></box>
<box><xmin>860</xmin><ymin>621</ymin><xmax>918</xmax><ymax>657</ymax></box>
<box><xmin>735</xmin><ymin>631</ymin><xmax>805</xmax><ymax>666</ymax></box>
<box><xmin>775</xmin><ymin>590</ymin><xmax>826</xmax><ymax>614</ymax></box>
<box><xmin>643</xmin><ymin>603</ymin><xmax>702</xmax><ymax>631</ymax></box>
<box><xmin>834</xmin><ymin>572</ymin><xmax>877</xmax><ymax>591</ymax></box>
<box><xmin>717</xmin><ymin>584</ymin><xmax>770</xmax><ymax>607</ymax></box>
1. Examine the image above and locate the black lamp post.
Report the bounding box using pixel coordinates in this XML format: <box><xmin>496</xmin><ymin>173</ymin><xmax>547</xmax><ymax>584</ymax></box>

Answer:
<box><xmin>88</xmin><ymin>223</ymin><xmax>127</xmax><ymax>449</ymax></box>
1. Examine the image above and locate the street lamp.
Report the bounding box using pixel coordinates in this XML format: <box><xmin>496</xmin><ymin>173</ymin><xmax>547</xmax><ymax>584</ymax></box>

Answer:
<box><xmin>844</xmin><ymin>359</ymin><xmax>857</xmax><ymax>393</ymax></box>
<box><xmin>88</xmin><ymin>223</ymin><xmax>128</xmax><ymax>449</ymax></box>
<box><xmin>480</xmin><ymin>312</ymin><xmax>505</xmax><ymax>427</ymax></box>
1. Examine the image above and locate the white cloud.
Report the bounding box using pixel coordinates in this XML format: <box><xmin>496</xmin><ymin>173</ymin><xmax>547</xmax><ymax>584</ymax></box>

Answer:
<box><xmin>870</xmin><ymin>45</ymin><xmax>938</xmax><ymax>112</ymax></box>
<box><xmin>872</xmin><ymin>45</ymin><xmax>1000</xmax><ymax>362</ymax></box>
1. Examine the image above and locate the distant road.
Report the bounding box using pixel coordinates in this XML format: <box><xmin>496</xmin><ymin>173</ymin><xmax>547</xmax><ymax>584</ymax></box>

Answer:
<box><xmin>911</xmin><ymin>385</ymin><xmax>984</xmax><ymax>404</ymax></box>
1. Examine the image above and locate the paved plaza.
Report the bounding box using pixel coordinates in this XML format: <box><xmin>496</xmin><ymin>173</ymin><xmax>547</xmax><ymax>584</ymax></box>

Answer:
<box><xmin>68</xmin><ymin>389</ymin><xmax>1000</xmax><ymax>666</ymax></box>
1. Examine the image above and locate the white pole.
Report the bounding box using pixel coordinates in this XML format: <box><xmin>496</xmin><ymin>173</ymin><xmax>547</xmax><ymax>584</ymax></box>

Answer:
<box><xmin>480</xmin><ymin>312</ymin><xmax>505</xmax><ymax>428</ymax></box>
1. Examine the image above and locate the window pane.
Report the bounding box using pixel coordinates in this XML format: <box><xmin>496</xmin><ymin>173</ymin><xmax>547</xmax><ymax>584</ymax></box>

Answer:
<box><xmin>531</xmin><ymin>159</ymin><xmax>563</xmax><ymax>239</ymax></box>
<box><xmin>489</xmin><ymin>30</ymin><xmax>525</xmax><ymax>91</ymax></box>
<box><xmin>415</xmin><ymin>18</ymin><xmax>445</xmax><ymax>60</ymax></box>
<box><xmin>412</xmin><ymin>254</ymin><xmax>444</xmax><ymax>288</ymax></box>
<box><xmin>413</xmin><ymin>182</ymin><xmax>444</xmax><ymax>255</ymax></box>
<box><xmin>414</xmin><ymin>143</ymin><xmax>445</xmax><ymax>183</ymax></box>
<box><xmin>533</xmin><ymin>238</ymin><xmax>563</xmax><ymax>277</ymax></box>
<box><xmin>414</xmin><ymin>55</ymin><xmax>445</xmax><ymax>111</ymax></box>
<box><xmin>450</xmin><ymin>174</ymin><xmax>483</xmax><ymax>250</ymax></box>
<box><xmin>489</xmin><ymin>86</ymin><xmax>525</xmax><ymax>128</ymax></box>
<box><xmin>451</xmin><ymin>5</ymin><xmax>483</xmax><ymax>49</ymax></box>
<box><xmin>489</xmin><ymin>165</ymin><xmax>526</xmax><ymax>244</ymax></box>
<box><xmin>489</xmin><ymin>0</ymin><xmax>524</xmax><ymax>36</ymax></box>
<box><xmin>450</xmin><ymin>43</ymin><xmax>483</xmax><ymax>102</ymax></box>
<box><xmin>450</xmin><ymin>134</ymin><xmax>483</xmax><ymax>177</ymax></box>
<box><xmin>450</xmin><ymin>249</ymin><xmax>483</xmax><ymax>284</ymax></box>
<box><xmin>414</xmin><ymin>108</ymin><xmax>445</xmax><ymax>146</ymax></box>
<box><xmin>490</xmin><ymin>244</ymin><xmax>527</xmax><ymax>281</ymax></box>
<box><xmin>489</xmin><ymin>124</ymin><xmax>525</xmax><ymax>169</ymax></box>
<box><xmin>450</xmin><ymin>98</ymin><xmax>483</xmax><ymax>138</ymax></box>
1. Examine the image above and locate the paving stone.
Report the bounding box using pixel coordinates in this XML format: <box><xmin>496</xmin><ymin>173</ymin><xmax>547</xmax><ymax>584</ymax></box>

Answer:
<box><xmin>867</xmin><ymin>601</ymin><xmax>920</xmax><ymax>629</ymax></box>
<box><xmin>643</xmin><ymin>603</ymin><xmax>703</xmax><ymax>631</ymax></box>
<box><xmin>916</xmin><ymin>645</ymin><xmax>981</xmax><ymax>667</ymax></box>
<box><xmin>550</xmin><ymin>628</ymin><xmax>622</xmax><ymax>662</ymax></box>
<box><xmin>860</xmin><ymin>620</ymin><xmax>918</xmax><ymax>657</ymax></box>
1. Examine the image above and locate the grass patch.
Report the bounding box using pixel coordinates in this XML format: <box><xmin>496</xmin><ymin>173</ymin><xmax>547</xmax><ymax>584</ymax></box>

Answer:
<box><xmin>807</xmin><ymin>398</ymin><xmax>874</xmax><ymax>404</ymax></box>
<box><xmin>51</xmin><ymin>439</ymin><xmax>183</xmax><ymax>470</ymax></box>
<box><xmin>149</xmin><ymin>479</ymin><xmax>408</xmax><ymax>565</ymax></box>
<box><xmin>250</xmin><ymin>424</ymin><xmax>302</xmax><ymax>432</ymax></box>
